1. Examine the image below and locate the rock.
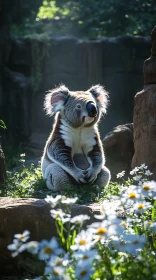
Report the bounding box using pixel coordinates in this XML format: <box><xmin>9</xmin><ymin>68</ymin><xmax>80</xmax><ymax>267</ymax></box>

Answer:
<box><xmin>103</xmin><ymin>123</ymin><xmax>134</xmax><ymax>180</ymax></box>
<box><xmin>0</xmin><ymin>143</ymin><xmax>6</xmax><ymax>184</ymax></box>
<box><xmin>3</xmin><ymin>68</ymin><xmax>32</xmax><ymax>143</ymax></box>
<box><xmin>144</xmin><ymin>27</ymin><xmax>156</xmax><ymax>84</ymax></box>
<box><xmin>0</xmin><ymin>197</ymin><xmax>125</xmax><ymax>274</ymax></box>
<box><xmin>0</xmin><ymin>197</ymin><xmax>100</xmax><ymax>273</ymax></box>
<box><xmin>132</xmin><ymin>26</ymin><xmax>156</xmax><ymax>178</ymax></box>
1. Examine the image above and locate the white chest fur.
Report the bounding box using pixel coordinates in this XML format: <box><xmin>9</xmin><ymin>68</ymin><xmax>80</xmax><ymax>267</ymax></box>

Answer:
<box><xmin>60</xmin><ymin>120</ymin><xmax>96</xmax><ymax>155</ymax></box>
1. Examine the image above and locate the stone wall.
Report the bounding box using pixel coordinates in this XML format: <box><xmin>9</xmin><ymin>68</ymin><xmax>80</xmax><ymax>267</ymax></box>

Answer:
<box><xmin>0</xmin><ymin>35</ymin><xmax>151</xmax><ymax>155</ymax></box>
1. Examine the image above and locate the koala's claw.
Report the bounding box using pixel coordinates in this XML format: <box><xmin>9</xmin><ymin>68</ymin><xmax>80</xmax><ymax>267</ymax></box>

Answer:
<box><xmin>84</xmin><ymin>168</ymin><xmax>97</xmax><ymax>184</ymax></box>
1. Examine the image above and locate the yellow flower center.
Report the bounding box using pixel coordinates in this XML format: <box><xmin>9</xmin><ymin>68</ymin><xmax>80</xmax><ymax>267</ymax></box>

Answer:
<box><xmin>133</xmin><ymin>240</ymin><xmax>139</xmax><ymax>244</ymax></box>
<box><xmin>143</xmin><ymin>185</ymin><xmax>150</xmax><ymax>191</ymax></box>
<box><xmin>147</xmin><ymin>221</ymin><xmax>153</xmax><ymax>225</ymax></box>
<box><xmin>120</xmin><ymin>221</ymin><xmax>126</xmax><ymax>227</ymax></box>
<box><xmin>44</xmin><ymin>247</ymin><xmax>53</xmax><ymax>254</ymax></box>
<box><xmin>79</xmin><ymin>239</ymin><xmax>86</xmax><ymax>245</ymax></box>
<box><xmin>80</xmin><ymin>270</ymin><xmax>87</xmax><ymax>276</ymax></box>
<box><xmin>56</xmin><ymin>212</ymin><xmax>61</xmax><ymax>217</ymax></box>
<box><xmin>138</xmin><ymin>204</ymin><xmax>144</xmax><ymax>209</ymax></box>
<box><xmin>83</xmin><ymin>255</ymin><xmax>89</xmax><ymax>260</ymax></box>
<box><xmin>129</xmin><ymin>193</ymin><xmax>136</xmax><ymax>199</ymax></box>
<box><xmin>56</xmin><ymin>260</ymin><xmax>62</xmax><ymax>265</ymax></box>
<box><xmin>62</xmin><ymin>195</ymin><xmax>66</xmax><ymax>199</ymax></box>
<box><xmin>53</xmin><ymin>269</ymin><xmax>59</xmax><ymax>276</ymax></box>
<box><xmin>96</xmin><ymin>227</ymin><xmax>107</xmax><ymax>234</ymax></box>
<box><xmin>19</xmin><ymin>235</ymin><xmax>25</xmax><ymax>240</ymax></box>
<box><xmin>100</xmin><ymin>205</ymin><xmax>105</xmax><ymax>213</ymax></box>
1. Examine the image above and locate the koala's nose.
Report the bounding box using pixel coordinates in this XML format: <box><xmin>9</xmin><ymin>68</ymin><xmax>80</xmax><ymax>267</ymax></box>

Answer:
<box><xmin>86</xmin><ymin>102</ymin><xmax>97</xmax><ymax>117</ymax></box>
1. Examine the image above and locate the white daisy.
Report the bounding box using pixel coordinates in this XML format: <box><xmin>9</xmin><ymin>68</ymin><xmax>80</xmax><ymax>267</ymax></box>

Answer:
<box><xmin>71</xmin><ymin>230</ymin><xmax>94</xmax><ymax>251</ymax></box>
<box><xmin>14</xmin><ymin>230</ymin><xmax>30</xmax><ymax>242</ymax></box>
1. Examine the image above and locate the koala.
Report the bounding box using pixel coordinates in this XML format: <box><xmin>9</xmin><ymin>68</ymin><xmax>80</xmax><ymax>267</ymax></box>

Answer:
<box><xmin>41</xmin><ymin>84</ymin><xmax>111</xmax><ymax>191</ymax></box>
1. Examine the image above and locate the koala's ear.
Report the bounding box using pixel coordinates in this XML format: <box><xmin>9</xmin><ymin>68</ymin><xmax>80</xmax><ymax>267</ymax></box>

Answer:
<box><xmin>44</xmin><ymin>85</ymin><xmax>69</xmax><ymax>116</ymax></box>
<box><xmin>89</xmin><ymin>84</ymin><xmax>109</xmax><ymax>114</ymax></box>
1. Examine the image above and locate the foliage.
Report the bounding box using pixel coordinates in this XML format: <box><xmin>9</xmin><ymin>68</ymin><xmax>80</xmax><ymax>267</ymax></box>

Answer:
<box><xmin>0</xmin><ymin>154</ymin><xmax>50</xmax><ymax>198</ymax></box>
<box><xmin>36</xmin><ymin>0</ymin><xmax>156</xmax><ymax>37</ymax></box>
<box><xmin>11</xmin><ymin>0</ymin><xmax>156</xmax><ymax>38</ymax></box>
<box><xmin>8</xmin><ymin>164</ymin><xmax>156</xmax><ymax>280</ymax></box>
<box><xmin>0</xmin><ymin>120</ymin><xmax>6</xmax><ymax>129</ymax></box>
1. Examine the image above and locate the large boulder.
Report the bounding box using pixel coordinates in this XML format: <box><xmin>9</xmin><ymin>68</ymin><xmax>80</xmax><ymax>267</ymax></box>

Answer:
<box><xmin>103</xmin><ymin>123</ymin><xmax>134</xmax><ymax>180</ymax></box>
<box><xmin>132</xmin><ymin>26</ymin><xmax>156</xmax><ymax>178</ymax></box>
<box><xmin>0</xmin><ymin>197</ymin><xmax>100</xmax><ymax>273</ymax></box>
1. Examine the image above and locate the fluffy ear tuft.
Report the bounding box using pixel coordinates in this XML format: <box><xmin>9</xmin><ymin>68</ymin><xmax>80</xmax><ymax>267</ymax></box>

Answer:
<box><xmin>44</xmin><ymin>85</ymin><xmax>69</xmax><ymax>116</ymax></box>
<box><xmin>89</xmin><ymin>84</ymin><xmax>109</xmax><ymax>114</ymax></box>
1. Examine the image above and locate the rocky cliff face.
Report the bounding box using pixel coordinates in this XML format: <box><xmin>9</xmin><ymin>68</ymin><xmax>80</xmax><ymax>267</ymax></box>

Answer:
<box><xmin>132</xmin><ymin>26</ymin><xmax>156</xmax><ymax>178</ymax></box>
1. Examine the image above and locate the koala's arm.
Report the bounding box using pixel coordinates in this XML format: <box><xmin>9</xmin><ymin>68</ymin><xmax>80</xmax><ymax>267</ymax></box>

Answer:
<box><xmin>46</xmin><ymin>126</ymin><xmax>86</xmax><ymax>183</ymax></box>
<box><xmin>85</xmin><ymin>133</ymin><xmax>105</xmax><ymax>182</ymax></box>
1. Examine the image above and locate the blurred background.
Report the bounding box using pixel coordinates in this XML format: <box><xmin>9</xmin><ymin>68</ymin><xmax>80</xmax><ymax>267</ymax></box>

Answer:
<box><xmin>0</xmin><ymin>0</ymin><xmax>155</xmax><ymax>160</ymax></box>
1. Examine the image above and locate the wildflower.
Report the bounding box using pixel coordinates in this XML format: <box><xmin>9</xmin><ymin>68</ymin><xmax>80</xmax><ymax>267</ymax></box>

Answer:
<box><xmin>71</xmin><ymin>230</ymin><xmax>93</xmax><ymax>251</ymax></box>
<box><xmin>117</xmin><ymin>171</ymin><xmax>125</xmax><ymax>178</ymax></box>
<box><xmin>44</xmin><ymin>265</ymin><xmax>65</xmax><ymax>279</ymax></box>
<box><xmin>126</xmin><ymin>234</ymin><xmax>147</xmax><ymax>256</ymax></box>
<box><xmin>24</xmin><ymin>241</ymin><xmax>39</xmax><ymax>254</ymax></box>
<box><xmin>133</xmin><ymin>175</ymin><xmax>142</xmax><ymax>182</ymax></box>
<box><xmin>145</xmin><ymin>170</ymin><xmax>153</xmax><ymax>176</ymax></box>
<box><xmin>131</xmin><ymin>201</ymin><xmax>152</xmax><ymax>214</ymax></box>
<box><xmin>112</xmin><ymin>233</ymin><xmax>147</xmax><ymax>256</ymax></box>
<box><xmin>75</xmin><ymin>261</ymin><xmax>94</xmax><ymax>280</ymax></box>
<box><xmin>45</xmin><ymin>195</ymin><xmax>62</xmax><ymax>207</ymax></box>
<box><xmin>61</xmin><ymin>197</ymin><xmax>78</xmax><ymax>205</ymax></box>
<box><xmin>38</xmin><ymin>238</ymin><xmax>64</xmax><ymax>260</ymax></box>
<box><xmin>141</xmin><ymin>181</ymin><xmax>156</xmax><ymax>198</ymax></box>
<box><xmin>14</xmin><ymin>230</ymin><xmax>30</xmax><ymax>242</ymax></box>
<box><xmin>144</xmin><ymin>221</ymin><xmax>156</xmax><ymax>233</ymax></box>
<box><xmin>20</xmin><ymin>153</ymin><xmax>26</xmax><ymax>157</ymax></box>
<box><xmin>8</xmin><ymin>239</ymin><xmax>27</xmax><ymax>257</ymax></box>
<box><xmin>121</xmin><ymin>185</ymin><xmax>141</xmax><ymax>205</ymax></box>
<box><xmin>70</xmin><ymin>214</ymin><xmax>90</xmax><ymax>224</ymax></box>
<box><xmin>140</xmin><ymin>163</ymin><xmax>148</xmax><ymax>170</ymax></box>
<box><xmin>61</xmin><ymin>216</ymin><xmax>71</xmax><ymax>224</ymax></box>
<box><xmin>130</xmin><ymin>167</ymin><xmax>139</xmax><ymax>175</ymax></box>
<box><xmin>89</xmin><ymin>217</ymin><xmax>124</xmax><ymax>242</ymax></box>
<box><xmin>94</xmin><ymin>200</ymin><xmax>119</xmax><ymax>219</ymax></box>
<box><xmin>74</xmin><ymin>249</ymin><xmax>98</xmax><ymax>263</ymax></box>
<box><xmin>50</xmin><ymin>209</ymin><xmax>66</xmax><ymax>220</ymax></box>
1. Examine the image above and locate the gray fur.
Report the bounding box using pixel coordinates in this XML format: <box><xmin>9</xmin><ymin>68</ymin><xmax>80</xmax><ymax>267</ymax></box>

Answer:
<box><xmin>41</xmin><ymin>85</ymin><xmax>111</xmax><ymax>191</ymax></box>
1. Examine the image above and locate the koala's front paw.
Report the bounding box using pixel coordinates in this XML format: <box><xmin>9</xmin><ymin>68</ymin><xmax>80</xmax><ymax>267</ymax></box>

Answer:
<box><xmin>84</xmin><ymin>167</ymin><xmax>98</xmax><ymax>184</ymax></box>
<box><xmin>74</xmin><ymin>169</ymin><xmax>87</xmax><ymax>184</ymax></box>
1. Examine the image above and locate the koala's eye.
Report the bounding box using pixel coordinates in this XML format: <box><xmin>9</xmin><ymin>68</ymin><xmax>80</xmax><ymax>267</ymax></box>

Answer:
<box><xmin>76</xmin><ymin>104</ymin><xmax>81</xmax><ymax>109</ymax></box>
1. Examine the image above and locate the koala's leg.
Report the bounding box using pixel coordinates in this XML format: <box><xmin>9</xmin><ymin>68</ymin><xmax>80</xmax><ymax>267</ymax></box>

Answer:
<box><xmin>44</xmin><ymin>163</ymin><xmax>75</xmax><ymax>191</ymax></box>
<box><xmin>94</xmin><ymin>166</ymin><xmax>111</xmax><ymax>189</ymax></box>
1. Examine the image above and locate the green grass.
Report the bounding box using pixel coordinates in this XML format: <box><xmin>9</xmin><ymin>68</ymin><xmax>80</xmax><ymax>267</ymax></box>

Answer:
<box><xmin>1</xmin><ymin>163</ymin><xmax>51</xmax><ymax>199</ymax></box>
<box><xmin>1</xmin><ymin>156</ymin><xmax>121</xmax><ymax>204</ymax></box>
